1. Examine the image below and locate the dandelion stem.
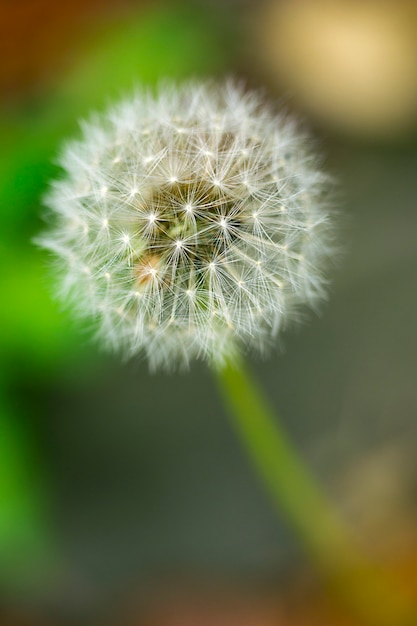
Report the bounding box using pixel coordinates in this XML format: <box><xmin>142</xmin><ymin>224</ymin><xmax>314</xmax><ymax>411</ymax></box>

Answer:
<box><xmin>214</xmin><ymin>355</ymin><xmax>416</xmax><ymax>626</ymax></box>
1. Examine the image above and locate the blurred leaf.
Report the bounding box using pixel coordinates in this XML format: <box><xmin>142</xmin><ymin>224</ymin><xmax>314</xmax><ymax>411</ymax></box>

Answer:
<box><xmin>61</xmin><ymin>3</ymin><xmax>234</xmax><ymax>105</ymax></box>
<box><xmin>0</xmin><ymin>244</ymin><xmax>81</xmax><ymax>367</ymax></box>
<box><xmin>0</xmin><ymin>387</ymin><xmax>51</xmax><ymax>579</ymax></box>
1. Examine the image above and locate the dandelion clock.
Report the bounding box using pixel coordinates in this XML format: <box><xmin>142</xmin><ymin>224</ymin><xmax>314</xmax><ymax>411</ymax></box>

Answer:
<box><xmin>38</xmin><ymin>82</ymin><xmax>332</xmax><ymax>369</ymax></box>
<box><xmin>37</xmin><ymin>82</ymin><xmax>414</xmax><ymax>625</ymax></box>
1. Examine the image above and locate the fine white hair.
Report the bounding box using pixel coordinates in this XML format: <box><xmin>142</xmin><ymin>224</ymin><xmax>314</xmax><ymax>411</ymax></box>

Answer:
<box><xmin>38</xmin><ymin>81</ymin><xmax>335</xmax><ymax>370</ymax></box>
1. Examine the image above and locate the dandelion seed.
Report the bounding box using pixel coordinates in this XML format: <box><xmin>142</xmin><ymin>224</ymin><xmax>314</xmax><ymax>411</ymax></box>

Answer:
<box><xmin>37</xmin><ymin>81</ymin><xmax>334</xmax><ymax>370</ymax></box>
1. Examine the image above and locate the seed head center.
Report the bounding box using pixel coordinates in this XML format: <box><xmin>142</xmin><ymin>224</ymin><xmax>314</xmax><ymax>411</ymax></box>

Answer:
<box><xmin>133</xmin><ymin>180</ymin><xmax>244</xmax><ymax>279</ymax></box>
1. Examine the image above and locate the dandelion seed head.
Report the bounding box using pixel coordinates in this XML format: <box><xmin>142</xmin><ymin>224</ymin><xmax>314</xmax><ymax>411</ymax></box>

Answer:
<box><xmin>38</xmin><ymin>81</ymin><xmax>335</xmax><ymax>370</ymax></box>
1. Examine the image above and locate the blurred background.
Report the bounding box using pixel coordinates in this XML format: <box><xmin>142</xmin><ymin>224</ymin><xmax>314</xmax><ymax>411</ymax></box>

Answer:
<box><xmin>0</xmin><ymin>0</ymin><xmax>416</xmax><ymax>624</ymax></box>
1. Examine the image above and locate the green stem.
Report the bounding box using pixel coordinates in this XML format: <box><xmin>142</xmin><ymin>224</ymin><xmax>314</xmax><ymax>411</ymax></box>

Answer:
<box><xmin>214</xmin><ymin>356</ymin><xmax>416</xmax><ymax>626</ymax></box>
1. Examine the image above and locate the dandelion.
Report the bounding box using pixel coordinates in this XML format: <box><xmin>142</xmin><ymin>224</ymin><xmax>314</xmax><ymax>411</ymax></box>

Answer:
<box><xmin>36</xmin><ymin>82</ymin><xmax>415</xmax><ymax>625</ymax></box>
<box><xmin>38</xmin><ymin>81</ymin><xmax>333</xmax><ymax>370</ymax></box>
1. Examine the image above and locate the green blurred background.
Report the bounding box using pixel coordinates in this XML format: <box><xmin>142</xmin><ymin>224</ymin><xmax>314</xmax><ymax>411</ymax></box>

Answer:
<box><xmin>0</xmin><ymin>1</ymin><xmax>416</xmax><ymax>624</ymax></box>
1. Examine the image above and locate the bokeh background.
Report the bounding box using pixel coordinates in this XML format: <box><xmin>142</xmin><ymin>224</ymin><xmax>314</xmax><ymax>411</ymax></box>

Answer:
<box><xmin>1</xmin><ymin>0</ymin><xmax>417</xmax><ymax>624</ymax></box>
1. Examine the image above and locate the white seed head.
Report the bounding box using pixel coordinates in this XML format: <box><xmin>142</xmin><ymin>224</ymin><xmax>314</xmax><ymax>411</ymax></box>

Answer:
<box><xmin>38</xmin><ymin>81</ymin><xmax>335</xmax><ymax>370</ymax></box>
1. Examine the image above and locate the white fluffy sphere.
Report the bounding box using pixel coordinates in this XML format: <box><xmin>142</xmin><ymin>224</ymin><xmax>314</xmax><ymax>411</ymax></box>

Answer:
<box><xmin>39</xmin><ymin>82</ymin><xmax>333</xmax><ymax>369</ymax></box>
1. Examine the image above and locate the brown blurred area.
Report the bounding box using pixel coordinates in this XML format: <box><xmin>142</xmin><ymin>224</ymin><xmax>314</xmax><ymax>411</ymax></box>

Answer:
<box><xmin>0</xmin><ymin>0</ymin><xmax>137</xmax><ymax>101</ymax></box>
